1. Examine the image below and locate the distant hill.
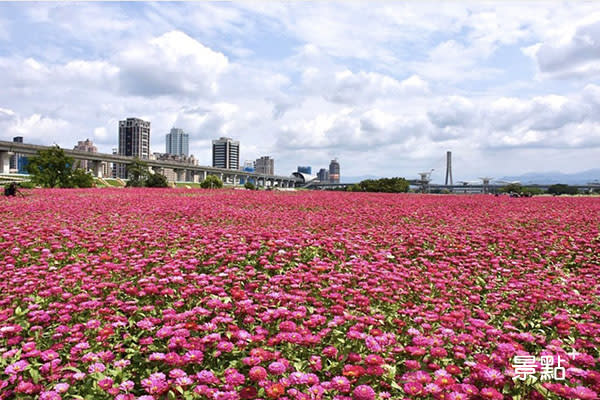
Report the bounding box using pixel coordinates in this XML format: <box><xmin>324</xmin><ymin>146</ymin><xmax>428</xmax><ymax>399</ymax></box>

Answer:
<box><xmin>499</xmin><ymin>169</ymin><xmax>600</xmax><ymax>185</ymax></box>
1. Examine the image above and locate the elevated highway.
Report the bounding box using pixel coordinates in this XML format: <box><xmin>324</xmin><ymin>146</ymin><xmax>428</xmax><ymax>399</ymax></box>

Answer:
<box><xmin>0</xmin><ymin>140</ymin><xmax>299</xmax><ymax>188</ymax></box>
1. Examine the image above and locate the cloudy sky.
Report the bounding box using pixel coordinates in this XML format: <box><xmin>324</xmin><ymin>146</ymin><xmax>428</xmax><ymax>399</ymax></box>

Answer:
<box><xmin>1</xmin><ymin>2</ymin><xmax>599</xmax><ymax>182</ymax></box>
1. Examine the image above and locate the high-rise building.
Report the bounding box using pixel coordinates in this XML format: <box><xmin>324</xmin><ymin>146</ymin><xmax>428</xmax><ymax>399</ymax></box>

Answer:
<box><xmin>118</xmin><ymin>118</ymin><xmax>151</xmax><ymax>178</ymax></box>
<box><xmin>329</xmin><ymin>159</ymin><xmax>340</xmax><ymax>183</ymax></box>
<box><xmin>255</xmin><ymin>156</ymin><xmax>274</xmax><ymax>175</ymax></box>
<box><xmin>74</xmin><ymin>138</ymin><xmax>98</xmax><ymax>153</ymax></box>
<box><xmin>73</xmin><ymin>138</ymin><xmax>98</xmax><ymax>170</ymax></box>
<box><xmin>165</xmin><ymin>128</ymin><xmax>189</xmax><ymax>157</ymax></box>
<box><xmin>297</xmin><ymin>166</ymin><xmax>312</xmax><ymax>175</ymax></box>
<box><xmin>317</xmin><ymin>168</ymin><xmax>329</xmax><ymax>182</ymax></box>
<box><xmin>240</xmin><ymin>161</ymin><xmax>255</xmax><ymax>185</ymax></box>
<box><xmin>242</xmin><ymin>160</ymin><xmax>255</xmax><ymax>172</ymax></box>
<box><xmin>212</xmin><ymin>137</ymin><xmax>239</xmax><ymax>170</ymax></box>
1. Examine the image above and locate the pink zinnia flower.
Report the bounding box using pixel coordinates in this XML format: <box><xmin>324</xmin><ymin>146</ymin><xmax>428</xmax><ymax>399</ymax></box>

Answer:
<box><xmin>352</xmin><ymin>384</ymin><xmax>376</xmax><ymax>400</ymax></box>
<box><xmin>404</xmin><ymin>381</ymin><xmax>424</xmax><ymax>396</ymax></box>
<box><xmin>98</xmin><ymin>377</ymin><xmax>114</xmax><ymax>391</ymax></box>
<box><xmin>249</xmin><ymin>366</ymin><xmax>267</xmax><ymax>381</ymax></box>
<box><xmin>268</xmin><ymin>361</ymin><xmax>286</xmax><ymax>375</ymax></box>
<box><xmin>39</xmin><ymin>391</ymin><xmax>61</xmax><ymax>400</ymax></box>
<box><xmin>54</xmin><ymin>383</ymin><xmax>69</xmax><ymax>393</ymax></box>
<box><xmin>88</xmin><ymin>362</ymin><xmax>105</xmax><ymax>374</ymax></box>
<box><xmin>480</xmin><ymin>387</ymin><xmax>503</xmax><ymax>400</ymax></box>
<box><xmin>331</xmin><ymin>376</ymin><xmax>350</xmax><ymax>393</ymax></box>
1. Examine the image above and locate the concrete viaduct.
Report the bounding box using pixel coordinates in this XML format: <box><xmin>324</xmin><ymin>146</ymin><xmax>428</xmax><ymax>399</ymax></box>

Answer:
<box><xmin>0</xmin><ymin>140</ymin><xmax>299</xmax><ymax>188</ymax></box>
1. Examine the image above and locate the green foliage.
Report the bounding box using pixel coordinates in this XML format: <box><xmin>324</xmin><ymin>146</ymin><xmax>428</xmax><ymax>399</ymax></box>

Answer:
<box><xmin>500</xmin><ymin>184</ymin><xmax>544</xmax><ymax>196</ymax></box>
<box><xmin>548</xmin><ymin>184</ymin><xmax>579</xmax><ymax>195</ymax></box>
<box><xmin>26</xmin><ymin>145</ymin><xmax>75</xmax><ymax>188</ymax></box>
<box><xmin>70</xmin><ymin>168</ymin><xmax>95</xmax><ymax>188</ymax></box>
<box><xmin>146</xmin><ymin>173</ymin><xmax>169</xmax><ymax>188</ymax></box>
<box><xmin>200</xmin><ymin>175</ymin><xmax>224</xmax><ymax>189</ymax></box>
<box><xmin>125</xmin><ymin>159</ymin><xmax>150</xmax><ymax>187</ymax></box>
<box><xmin>244</xmin><ymin>181</ymin><xmax>256</xmax><ymax>190</ymax></box>
<box><xmin>500</xmin><ymin>183</ymin><xmax>523</xmax><ymax>193</ymax></box>
<box><xmin>522</xmin><ymin>186</ymin><xmax>544</xmax><ymax>196</ymax></box>
<box><xmin>18</xmin><ymin>181</ymin><xmax>36</xmax><ymax>189</ymax></box>
<box><xmin>26</xmin><ymin>145</ymin><xmax>93</xmax><ymax>188</ymax></box>
<box><xmin>349</xmin><ymin>177</ymin><xmax>410</xmax><ymax>193</ymax></box>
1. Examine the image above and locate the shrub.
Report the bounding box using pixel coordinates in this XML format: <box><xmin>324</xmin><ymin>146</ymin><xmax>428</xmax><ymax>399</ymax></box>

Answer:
<box><xmin>146</xmin><ymin>173</ymin><xmax>169</xmax><ymax>188</ymax></box>
<box><xmin>548</xmin><ymin>184</ymin><xmax>579</xmax><ymax>195</ymax></box>
<box><xmin>200</xmin><ymin>175</ymin><xmax>223</xmax><ymax>189</ymax></box>
<box><xmin>70</xmin><ymin>168</ymin><xmax>95</xmax><ymax>188</ymax></box>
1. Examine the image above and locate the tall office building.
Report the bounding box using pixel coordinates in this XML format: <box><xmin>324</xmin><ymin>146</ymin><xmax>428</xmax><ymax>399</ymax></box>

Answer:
<box><xmin>317</xmin><ymin>168</ymin><xmax>329</xmax><ymax>182</ymax></box>
<box><xmin>165</xmin><ymin>128</ymin><xmax>189</xmax><ymax>157</ymax></box>
<box><xmin>73</xmin><ymin>138</ymin><xmax>98</xmax><ymax>170</ymax></box>
<box><xmin>329</xmin><ymin>159</ymin><xmax>340</xmax><ymax>183</ymax></box>
<box><xmin>212</xmin><ymin>137</ymin><xmax>239</xmax><ymax>170</ymax></box>
<box><xmin>255</xmin><ymin>156</ymin><xmax>274</xmax><ymax>175</ymax></box>
<box><xmin>118</xmin><ymin>118</ymin><xmax>151</xmax><ymax>178</ymax></box>
<box><xmin>242</xmin><ymin>160</ymin><xmax>255</xmax><ymax>172</ymax></box>
<box><xmin>297</xmin><ymin>166</ymin><xmax>312</xmax><ymax>175</ymax></box>
<box><xmin>240</xmin><ymin>160</ymin><xmax>255</xmax><ymax>185</ymax></box>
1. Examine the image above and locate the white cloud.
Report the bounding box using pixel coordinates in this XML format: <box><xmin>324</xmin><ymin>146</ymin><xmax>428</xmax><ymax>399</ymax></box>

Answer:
<box><xmin>277</xmin><ymin>107</ymin><xmax>426</xmax><ymax>151</ymax></box>
<box><xmin>1</xmin><ymin>2</ymin><xmax>600</xmax><ymax>178</ymax></box>
<box><xmin>0</xmin><ymin>113</ymin><xmax>69</xmax><ymax>143</ymax></box>
<box><xmin>93</xmin><ymin>127</ymin><xmax>108</xmax><ymax>140</ymax></box>
<box><xmin>428</xmin><ymin>96</ymin><xmax>477</xmax><ymax>128</ymax></box>
<box><xmin>526</xmin><ymin>15</ymin><xmax>600</xmax><ymax>79</ymax></box>
<box><xmin>116</xmin><ymin>31</ymin><xmax>229</xmax><ymax>97</ymax></box>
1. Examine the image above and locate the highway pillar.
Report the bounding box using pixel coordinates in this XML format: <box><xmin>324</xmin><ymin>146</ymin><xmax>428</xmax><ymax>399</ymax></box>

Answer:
<box><xmin>91</xmin><ymin>160</ymin><xmax>103</xmax><ymax>178</ymax></box>
<box><xmin>0</xmin><ymin>151</ymin><xmax>12</xmax><ymax>174</ymax></box>
<box><xmin>175</xmin><ymin>169</ymin><xmax>185</xmax><ymax>182</ymax></box>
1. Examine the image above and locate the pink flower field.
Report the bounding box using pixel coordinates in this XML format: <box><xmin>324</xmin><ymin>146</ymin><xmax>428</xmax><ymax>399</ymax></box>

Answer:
<box><xmin>1</xmin><ymin>189</ymin><xmax>599</xmax><ymax>400</ymax></box>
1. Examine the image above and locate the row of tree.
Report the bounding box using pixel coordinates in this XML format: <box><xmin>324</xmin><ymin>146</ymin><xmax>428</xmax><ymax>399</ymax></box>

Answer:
<box><xmin>343</xmin><ymin>179</ymin><xmax>588</xmax><ymax>195</ymax></box>
<box><xmin>347</xmin><ymin>177</ymin><xmax>410</xmax><ymax>193</ymax></box>
<box><xmin>500</xmin><ymin>183</ymin><xmax>583</xmax><ymax>195</ymax></box>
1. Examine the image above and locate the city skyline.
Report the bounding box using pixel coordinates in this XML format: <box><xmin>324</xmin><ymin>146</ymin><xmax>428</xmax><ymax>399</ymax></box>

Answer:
<box><xmin>0</xmin><ymin>2</ymin><xmax>599</xmax><ymax>182</ymax></box>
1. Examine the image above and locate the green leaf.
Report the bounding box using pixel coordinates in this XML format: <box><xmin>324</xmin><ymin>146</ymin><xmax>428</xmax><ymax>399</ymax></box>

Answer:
<box><xmin>62</xmin><ymin>366</ymin><xmax>83</xmax><ymax>374</ymax></box>
<box><xmin>28</xmin><ymin>368</ymin><xmax>41</xmax><ymax>384</ymax></box>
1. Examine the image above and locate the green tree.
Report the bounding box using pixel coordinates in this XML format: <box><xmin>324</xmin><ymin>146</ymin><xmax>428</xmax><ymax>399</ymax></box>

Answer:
<box><xmin>26</xmin><ymin>145</ymin><xmax>76</xmax><ymax>188</ymax></box>
<box><xmin>146</xmin><ymin>173</ymin><xmax>169</xmax><ymax>188</ymax></box>
<box><xmin>500</xmin><ymin>183</ymin><xmax>523</xmax><ymax>194</ymax></box>
<box><xmin>548</xmin><ymin>184</ymin><xmax>578</xmax><ymax>195</ymax></box>
<box><xmin>522</xmin><ymin>186</ymin><xmax>544</xmax><ymax>196</ymax></box>
<box><xmin>125</xmin><ymin>159</ymin><xmax>150</xmax><ymax>187</ymax></box>
<box><xmin>244</xmin><ymin>181</ymin><xmax>256</xmax><ymax>190</ymax></box>
<box><xmin>200</xmin><ymin>175</ymin><xmax>223</xmax><ymax>189</ymax></box>
<box><xmin>352</xmin><ymin>177</ymin><xmax>410</xmax><ymax>193</ymax></box>
<box><xmin>69</xmin><ymin>168</ymin><xmax>95</xmax><ymax>188</ymax></box>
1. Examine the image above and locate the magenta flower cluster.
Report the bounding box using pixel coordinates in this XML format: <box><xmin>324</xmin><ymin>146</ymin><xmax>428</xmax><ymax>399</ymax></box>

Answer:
<box><xmin>0</xmin><ymin>188</ymin><xmax>599</xmax><ymax>399</ymax></box>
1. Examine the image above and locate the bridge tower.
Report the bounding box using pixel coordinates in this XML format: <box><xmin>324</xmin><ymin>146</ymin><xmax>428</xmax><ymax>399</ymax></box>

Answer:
<box><xmin>445</xmin><ymin>151</ymin><xmax>453</xmax><ymax>186</ymax></box>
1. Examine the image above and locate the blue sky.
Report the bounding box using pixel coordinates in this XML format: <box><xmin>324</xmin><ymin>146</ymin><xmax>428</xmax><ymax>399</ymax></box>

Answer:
<box><xmin>1</xmin><ymin>2</ymin><xmax>599</xmax><ymax>182</ymax></box>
